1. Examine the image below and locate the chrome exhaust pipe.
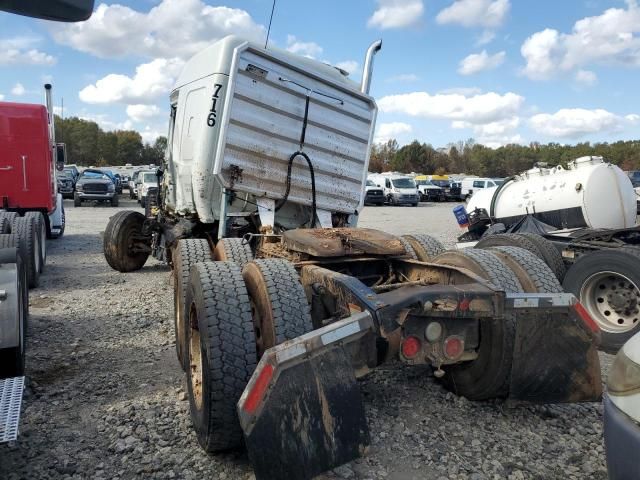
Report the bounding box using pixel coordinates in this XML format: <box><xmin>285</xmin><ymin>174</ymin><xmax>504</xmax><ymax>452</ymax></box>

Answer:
<box><xmin>360</xmin><ymin>39</ymin><xmax>382</xmax><ymax>94</ymax></box>
<box><xmin>44</xmin><ymin>84</ymin><xmax>55</xmax><ymax>145</ymax></box>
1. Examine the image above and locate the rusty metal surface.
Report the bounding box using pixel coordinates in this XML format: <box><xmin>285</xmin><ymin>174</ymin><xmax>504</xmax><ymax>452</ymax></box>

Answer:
<box><xmin>283</xmin><ymin>228</ymin><xmax>406</xmax><ymax>257</ymax></box>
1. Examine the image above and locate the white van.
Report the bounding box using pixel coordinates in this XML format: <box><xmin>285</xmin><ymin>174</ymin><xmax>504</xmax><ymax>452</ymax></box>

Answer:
<box><xmin>369</xmin><ymin>173</ymin><xmax>419</xmax><ymax>206</ymax></box>
<box><xmin>460</xmin><ymin>177</ymin><xmax>504</xmax><ymax>200</ymax></box>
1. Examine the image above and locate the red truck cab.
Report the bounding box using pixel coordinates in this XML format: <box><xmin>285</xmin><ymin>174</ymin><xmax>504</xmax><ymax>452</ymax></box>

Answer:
<box><xmin>0</xmin><ymin>102</ymin><xmax>56</xmax><ymax>214</ymax></box>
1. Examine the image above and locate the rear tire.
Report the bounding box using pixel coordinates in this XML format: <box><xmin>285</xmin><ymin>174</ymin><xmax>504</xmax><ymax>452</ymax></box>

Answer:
<box><xmin>516</xmin><ymin>233</ymin><xmax>566</xmax><ymax>281</ymax></box>
<box><xmin>213</xmin><ymin>238</ymin><xmax>253</xmax><ymax>266</ymax></box>
<box><xmin>398</xmin><ymin>237</ymin><xmax>418</xmax><ymax>259</ymax></box>
<box><xmin>563</xmin><ymin>247</ymin><xmax>640</xmax><ymax>354</ymax></box>
<box><xmin>103</xmin><ymin>211</ymin><xmax>150</xmax><ymax>272</ymax></box>
<box><xmin>242</xmin><ymin>259</ymin><xmax>313</xmax><ymax>358</ymax></box>
<box><xmin>74</xmin><ymin>194</ymin><xmax>82</xmax><ymax>207</ymax></box>
<box><xmin>186</xmin><ymin>261</ymin><xmax>256</xmax><ymax>452</ymax></box>
<box><xmin>173</xmin><ymin>239</ymin><xmax>212</xmax><ymax>371</ymax></box>
<box><xmin>401</xmin><ymin>234</ymin><xmax>445</xmax><ymax>261</ymax></box>
<box><xmin>488</xmin><ymin>246</ymin><xmax>562</xmax><ymax>293</ymax></box>
<box><xmin>24</xmin><ymin>212</ymin><xmax>46</xmax><ymax>273</ymax></box>
<box><xmin>111</xmin><ymin>196</ymin><xmax>119</xmax><ymax>207</ymax></box>
<box><xmin>0</xmin><ymin>217</ymin><xmax>10</xmax><ymax>234</ymax></box>
<box><xmin>11</xmin><ymin>216</ymin><xmax>40</xmax><ymax>288</ymax></box>
<box><xmin>432</xmin><ymin>249</ymin><xmax>523</xmax><ymax>399</ymax></box>
<box><xmin>0</xmin><ymin>212</ymin><xmax>19</xmax><ymax>227</ymax></box>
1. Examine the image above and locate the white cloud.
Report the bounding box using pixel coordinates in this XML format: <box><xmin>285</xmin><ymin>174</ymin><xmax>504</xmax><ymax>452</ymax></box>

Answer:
<box><xmin>521</xmin><ymin>1</ymin><xmax>640</xmax><ymax>80</ymax></box>
<box><xmin>140</xmin><ymin>126</ymin><xmax>165</xmax><ymax>144</ymax></box>
<box><xmin>286</xmin><ymin>35</ymin><xmax>323</xmax><ymax>58</ymax></box>
<box><xmin>80</xmin><ymin>114</ymin><xmax>134</xmax><ymax>132</ymax></box>
<box><xmin>374</xmin><ymin>122</ymin><xmax>413</xmax><ymax>143</ymax></box>
<box><xmin>387</xmin><ymin>73</ymin><xmax>419</xmax><ymax>82</ymax></box>
<box><xmin>575</xmin><ymin>69</ymin><xmax>598</xmax><ymax>86</ymax></box>
<box><xmin>11</xmin><ymin>83</ymin><xmax>26</xmax><ymax>96</ymax></box>
<box><xmin>368</xmin><ymin>0</ymin><xmax>424</xmax><ymax>30</ymax></box>
<box><xmin>335</xmin><ymin>60</ymin><xmax>359</xmax><ymax>75</ymax></box>
<box><xmin>626</xmin><ymin>114</ymin><xmax>640</xmax><ymax>123</ymax></box>
<box><xmin>476</xmin><ymin>30</ymin><xmax>496</xmax><ymax>46</ymax></box>
<box><xmin>51</xmin><ymin>0</ymin><xmax>265</xmax><ymax>60</ymax></box>
<box><xmin>126</xmin><ymin>104</ymin><xmax>163</xmax><ymax>123</ymax></box>
<box><xmin>452</xmin><ymin>116</ymin><xmax>521</xmax><ymax>146</ymax></box>
<box><xmin>0</xmin><ymin>94</ymin><xmax>4</xmax><ymax>101</ymax></box>
<box><xmin>529</xmin><ymin>108</ymin><xmax>625</xmax><ymax>137</ymax></box>
<box><xmin>436</xmin><ymin>0</ymin><xmax>510</xmax><ymax>28</ymax></box>
<box><xmin>79</xmin><ymin>58</ymin><xmax>184</xmax><ymax>105</ymax></box>
<box><xmin>0</xmin><ymin>37</ymin><xmax>56</xmax><ymax>66</ymax></box>
<box><xmin>437</xmin><ymin>87</ymin><xmax>483</xmax><ymax>96</ymax></box>
<box><xmin>458</xmin><ymin>50</ymin><xmax>505</xmax><ymax>75</ymax></box>
<box><xmin>378</xmin><ymin>90</ymin><xmax>524</xmax><ymax>124</ymax></box>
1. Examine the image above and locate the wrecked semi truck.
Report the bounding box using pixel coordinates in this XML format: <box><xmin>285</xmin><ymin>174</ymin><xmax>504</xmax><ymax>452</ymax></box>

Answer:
<box><xmin>103</xmin><ymin>36</ymin><xmax>602</xmax><ymax>479</ymax></box>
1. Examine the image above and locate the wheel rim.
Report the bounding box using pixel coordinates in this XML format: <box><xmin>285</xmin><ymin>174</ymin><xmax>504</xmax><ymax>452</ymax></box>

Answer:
<box><xmin>580</xmin><ymin>271</ymin><xmax>640</xmax><ymax>333</ymax></box>
<box><xmin>250</xmin><ymin>297</ymin><xmax>275</xmax><ymax>358</ymax></box>
<box><xmin>40</xmin><ymin>222</ymin><xmax>46</xmax><ymax>262</ymax></box>
<box><xmin>189</xmin><ymin>304</ymin><xmax>204</xmax><ymax>411</ymax></box>
<box><xmin>34</xmin><ymin>227</ymin><xmax>41</xmax><ymax>273</ymax></box>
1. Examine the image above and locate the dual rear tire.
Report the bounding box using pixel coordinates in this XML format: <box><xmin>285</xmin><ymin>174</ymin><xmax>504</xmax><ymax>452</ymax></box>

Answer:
<box><xmin>184</xmin><ymin>256</ymin><xmax>312</xmax><ymax>452</ymax></box>
<box><xmin>432</xmin><ymin>247</ymin><xmax>561</xmax><ymax>400</ymax></box>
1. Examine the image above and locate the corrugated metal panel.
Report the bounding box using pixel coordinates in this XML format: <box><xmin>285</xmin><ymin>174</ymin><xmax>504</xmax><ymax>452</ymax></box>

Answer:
<box><xmin>218</xmin><ymin>49</ymin><xmax>375</xmax><ymax>214</ymax></box>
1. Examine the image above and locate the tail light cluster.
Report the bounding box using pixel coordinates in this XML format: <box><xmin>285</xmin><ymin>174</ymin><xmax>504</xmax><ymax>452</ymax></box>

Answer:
<box><xmin>400</xmin><ymin>321</ymin><xmax>465</xmax><ymax>362</ymax></box>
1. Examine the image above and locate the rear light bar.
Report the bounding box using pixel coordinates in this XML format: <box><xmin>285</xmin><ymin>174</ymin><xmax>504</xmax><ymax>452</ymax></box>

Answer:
<box><xmin>573</xmin><ymin>302</ymin><xmax>600</xmax><ymax>334</ymax></box>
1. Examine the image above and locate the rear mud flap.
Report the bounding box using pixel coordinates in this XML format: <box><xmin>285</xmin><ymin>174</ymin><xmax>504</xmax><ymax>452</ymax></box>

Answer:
<box><xmin>507</xmin><ymin>294</ymin><xmax>602</xmax><ymax>403</ymax></box>
<box><xmin>238</xmin><ymin>313</ymin><xmax>374</xmax><ymax>480</ymax></box>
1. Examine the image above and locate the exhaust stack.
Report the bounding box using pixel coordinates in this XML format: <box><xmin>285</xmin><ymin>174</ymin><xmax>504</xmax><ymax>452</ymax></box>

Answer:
<box><xmin>360</xmin><ymin>39</ymin><xmax>382</xmax><ymax>94</ymax></box>
<box><xmin>44</xmin><ymin>84</ymin><xmax>55</xmax><ymax>146</ymax></box>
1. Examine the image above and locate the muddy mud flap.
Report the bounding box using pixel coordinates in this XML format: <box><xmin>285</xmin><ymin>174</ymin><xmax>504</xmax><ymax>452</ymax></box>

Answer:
<box><xmin>506</xmin><ymin>293</ymin><xmax>602</xmax><ymax>403</ymax></box>
<box><xmin>237</xmin><ymin>312</ymin><xmax>374</xmax><ymax>480</ymax></box>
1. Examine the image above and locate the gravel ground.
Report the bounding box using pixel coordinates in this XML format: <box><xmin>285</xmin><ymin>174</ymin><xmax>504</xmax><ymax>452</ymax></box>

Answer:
<box><xmin>0</xmin><ymin>198</ymin><xmax>612</xmax><ymax>480</ymax></box>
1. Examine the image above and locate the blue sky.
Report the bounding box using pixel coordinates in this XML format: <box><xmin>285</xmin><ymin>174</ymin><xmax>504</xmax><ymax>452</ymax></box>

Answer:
<box><xmin>1</xmin><ymin>0</ymin><xmax>639</xmax><ymax>147</ymax></box>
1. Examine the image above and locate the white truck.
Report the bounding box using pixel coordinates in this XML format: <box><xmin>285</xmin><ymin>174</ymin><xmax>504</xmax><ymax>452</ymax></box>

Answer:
<box><xmin>368</xmin><ymin>172</ymin><xmax>419</xmax><ymax>206</ymax></box>
<box><xmin>460</xmin><ymin>177</ymin><xmax>503</xmax><ymax>201</ymax></box>
<box><xmin>103</xmin><ymin>35</ymin><xmax>602</xmax><ymax>480</ymax></box>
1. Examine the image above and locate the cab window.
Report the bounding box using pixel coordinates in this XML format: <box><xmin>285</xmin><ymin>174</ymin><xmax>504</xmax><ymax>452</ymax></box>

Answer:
<box><xmin>473</xmin><ymin>180</ymin><xmax>485</xmax><ymax>188</ymax></box>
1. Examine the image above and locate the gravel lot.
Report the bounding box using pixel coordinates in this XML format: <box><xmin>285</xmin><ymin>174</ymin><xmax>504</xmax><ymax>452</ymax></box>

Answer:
<box><xmin>0</xmin><ymin>198</ymin><xmax>611</xmax><ymax>480</ymax></box>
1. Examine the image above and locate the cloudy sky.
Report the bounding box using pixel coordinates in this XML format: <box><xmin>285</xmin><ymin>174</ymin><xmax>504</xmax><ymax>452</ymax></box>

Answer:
<box><xmin>1</xmin><ymin>0</ymin><xmax>639</xmax><ymax>147</ymax></box>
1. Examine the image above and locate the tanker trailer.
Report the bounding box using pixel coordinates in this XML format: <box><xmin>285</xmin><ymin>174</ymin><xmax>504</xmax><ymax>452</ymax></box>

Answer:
<box><xmin>457</xmin><ymin>156</ymin><xmax>640</xmax><ymax>353</ymax></box>
<box><xmin>103</xmin><ymin>35</ymin><xmax>603</xmax><ymax>480</ymax></box>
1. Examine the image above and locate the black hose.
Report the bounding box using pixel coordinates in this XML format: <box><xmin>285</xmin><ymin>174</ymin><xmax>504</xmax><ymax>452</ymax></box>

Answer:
<box><xmin>274</xmin><ymin>92</ymin><xmax>318</xmax><ymax>228</ymax></box>
<box><xmin>275</xmin><ymin>151</ymin><xmax>317</xmax><ymax>228</ymax></box>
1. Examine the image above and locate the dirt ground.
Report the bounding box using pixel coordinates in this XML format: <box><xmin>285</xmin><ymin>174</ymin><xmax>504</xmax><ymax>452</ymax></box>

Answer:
<box><xmin>0</xmin><ymin>198</ymin><xmax>610</xmax><ymax>480</ymax></box>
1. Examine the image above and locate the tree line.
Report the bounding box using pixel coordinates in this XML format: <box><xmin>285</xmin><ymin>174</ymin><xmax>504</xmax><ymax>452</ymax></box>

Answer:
<box><xmin>54</xmin><ymin>115</ymin><xmax>167</xmax><ymax>167</ymax></box>
<box><xmin>370</xmin><ymin>138</ymin><xmax>640</xmax><ymax>177</ymax></box>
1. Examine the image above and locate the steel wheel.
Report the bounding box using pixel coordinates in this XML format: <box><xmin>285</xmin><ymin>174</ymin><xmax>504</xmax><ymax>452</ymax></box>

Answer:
<box><xmin>189</xmin><ymin>303</ymin><xmax>204</xmax><ymax>411</ymax></box>
<box><xmin>581</xmin><ymin>271</ymin><xmax>640</xmax><ymax>334</ymax></box>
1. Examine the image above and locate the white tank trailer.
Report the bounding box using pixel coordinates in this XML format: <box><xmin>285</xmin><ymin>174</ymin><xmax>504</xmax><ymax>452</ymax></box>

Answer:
<box><xmin>467</xmin><ymin>156</ymin><xmax>636</xmax><ymax>230</ymax></box>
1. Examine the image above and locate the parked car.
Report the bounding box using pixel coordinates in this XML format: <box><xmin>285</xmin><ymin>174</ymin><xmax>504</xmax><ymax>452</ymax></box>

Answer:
<box><xmin>103</xmin><ymin>170</ymin><xmax>123</xmax><ymax>194</ymax></box>
<box><xmin>364</xmin><ymin>179</ymin><xmax>384</xmax><ymax>206</ymax></box>
<box><xmin>74</xmin><ymin>169</ymin><xmax>118</xmax><ymax>207</ymax></box>
<box><xmin>415</xmin><ymin>177</ymin><xmax>444</xmax><ymax>202</ymax></box>
<box><xmin>114</xmin><ymin>173</ymin><xmax>124</xmax><ymax>194</ymax></box>
<box><xmin>57</xmin><ymin>170</ymin><xmax>75</xmax><ymax>199</ymax></box>
<box><xmin>63</xmin><ymin>165</ymin><xmax>80</xmax><ymax>184</ymax></box>
<box><xmin>460</xmin><ymin>177</ymin><xmax>503</xmax><ymax>201</ymax></box>
<box><xmin>604</xmin><ymin>331</ymin><xmax>640</xmax><ymax>479</ymax></box>
<box><xmin>429</xmin><ymin>176</ymin><xmax>462</xmax><ymax>201</ymax></box>
<box><xmin>137</xmin><ymin>171</ymin><xmax>158</xmax><ymax>208</ymax></box>
<box><xmin>129</xmin><ymin>171</ymin><xmax>141</xmax><ymax>199</ymax></box>
<box><xmin>627</xmin><ymin>171</ymin><xmax>640</xmax><ymax>213</ymax></box>
<box><xmin>368</xmin><ymin>173</ymin><xmax>419</xmax><ymax>206</ymax></box>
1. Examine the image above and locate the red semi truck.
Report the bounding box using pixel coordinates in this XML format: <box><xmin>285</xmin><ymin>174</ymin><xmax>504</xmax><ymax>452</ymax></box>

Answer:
<box><xmin>0</xmin><ymin>84</ymin><xmax>66</xmax><ymax>240</ymax></box>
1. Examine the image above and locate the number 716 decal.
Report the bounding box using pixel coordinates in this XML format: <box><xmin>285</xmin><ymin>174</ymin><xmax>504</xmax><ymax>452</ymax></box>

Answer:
<box><xmin>207</xmin><ymin>83</ymin><xmax>223</xmax><ymax>127</ymax></box>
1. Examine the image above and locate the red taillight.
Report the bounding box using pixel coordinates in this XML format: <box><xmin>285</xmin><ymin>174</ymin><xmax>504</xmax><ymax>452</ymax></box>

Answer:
<box><xmin>242</xmin><ymin>363</ymin><xmax>274</xmax><ymax>414</ymax></box>
<box><xmin>459</xmin><ymin>298</ymin><xmax>470</xmax><ymax>311</ymax></box>
<box><xmin>401</xmin><ymin>336</ymin><xmax>422</xmax><ymax>359</ymax></box>
<box><xmin>443</xmin><ymin>336</ymin><xmax>464</xmax><ymax>359</ymax></box>
<box><xmin>573</xmin><ymin>302</ymin><xmax>600</xmax><ymax>334</ymax></box>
